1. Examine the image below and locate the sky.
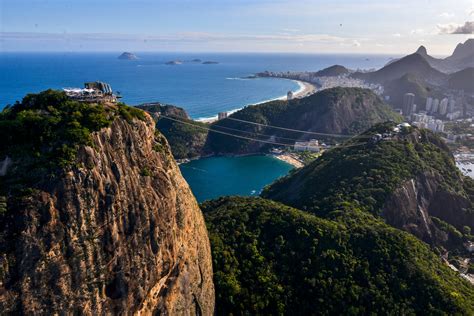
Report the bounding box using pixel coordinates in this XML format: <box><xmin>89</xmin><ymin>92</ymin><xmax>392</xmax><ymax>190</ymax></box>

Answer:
<box><xmin>0</xmin><ymin>0</ymin><xmax>473</xmax><ymax>55</ymax></box>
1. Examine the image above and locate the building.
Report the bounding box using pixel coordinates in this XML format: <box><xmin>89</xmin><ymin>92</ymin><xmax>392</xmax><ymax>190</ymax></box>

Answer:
<box><xmin>218</xmin><ymin>112</ymin><xmax>228</xmax><ymax>120</ymax></box>
<box><xmin>402</xmin><ymin>93</ymin><xmax>415</xmax><ymax>116</ymax></box>
<box><xmin>294</xmin><ymin>139</ymin><xmax>320</xmax><ymax>152</ymax></box>
<box><xmin>432</xmin><ymin>98</ymin><xmax>440</xmax><ymax>114</ymax></box>
<box><xmin>425</xmin><ymin>97</ymin><xmax>433</xmax><ymax>113</ymax></box>
<box><xmin>448</xmin><ymin>98</ymin><xmax>456</xmax><ymax>114</ymax></box>
<box><xmin>439</xmin><ymin>98</ymin><xmax>448</xmax><ymax>115</ymax></box>
<box><xmin>287</xmin><ymin>91</ymin><xmax>294</xmax><ymax>100</ymax></box>
<box><xmin>64</xmin><ymin>81</ymin><xmax>118</xmax><ymax>103</ymax></box>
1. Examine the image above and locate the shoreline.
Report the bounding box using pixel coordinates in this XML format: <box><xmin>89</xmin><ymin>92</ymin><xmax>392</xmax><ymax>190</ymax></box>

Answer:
<box><xmin>270</xmin><ymin>152</ymin><xmax>304</xmax><ymax>168</ymax></box>
<box><xmin>195</xmin><ymin>78</ymin><xmax>316</xmax><ymax>124</ymax></box>
<box><xmin>178</xmin><ymin>152</ymin><xmax>303</xmax><ymax>169</ymax></box>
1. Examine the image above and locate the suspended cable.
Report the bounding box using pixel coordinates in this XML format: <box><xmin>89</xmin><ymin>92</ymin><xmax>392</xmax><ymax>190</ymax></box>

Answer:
<box><xmin>224</xmin><ymin>117</ymin><xmax>372</xmax><ymax>138</ymax></box>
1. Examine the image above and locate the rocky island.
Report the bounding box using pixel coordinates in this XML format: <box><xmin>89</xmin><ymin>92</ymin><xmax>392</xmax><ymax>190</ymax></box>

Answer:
<box><xmin>117</xmin><ymin>52</ymin><xmax>138</xmax><ymax>60</ymax></box>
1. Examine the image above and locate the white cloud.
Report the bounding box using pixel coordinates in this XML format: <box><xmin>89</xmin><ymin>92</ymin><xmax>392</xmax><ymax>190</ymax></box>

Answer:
<box><xmin>439</xmin><ymin>12</ymin><xmax>454</xmax><ymax>18</ymax></box>
<box><xmin>410</xmin><ymin>29</ymin><xmax>425</xmax><ymax>35</ymax></box>
<box><xmin>392</xmin><ymin>33</ymin><xmax>402</xmax><ymax>37</ymax></box>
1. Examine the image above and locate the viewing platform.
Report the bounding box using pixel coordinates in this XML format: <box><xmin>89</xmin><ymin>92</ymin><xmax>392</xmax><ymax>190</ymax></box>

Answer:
<box><xmin>63</xmin><ymin>81</ymin><xmax>120</xmax><ymax>103</ymax></box>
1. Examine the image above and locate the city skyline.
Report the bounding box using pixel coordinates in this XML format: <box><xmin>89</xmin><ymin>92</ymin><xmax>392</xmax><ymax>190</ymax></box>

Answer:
<box><xmin>0</xmin><ymin>0</ymin><xmax>473</xmax><ymax>54</ymax></box>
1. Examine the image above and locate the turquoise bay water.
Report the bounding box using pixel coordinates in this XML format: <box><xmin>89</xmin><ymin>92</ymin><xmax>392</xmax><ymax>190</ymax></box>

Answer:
<box><xmin>179</xmin><ymin>155</ymin><xmax>293</xmax><ymax>202</ymax></box>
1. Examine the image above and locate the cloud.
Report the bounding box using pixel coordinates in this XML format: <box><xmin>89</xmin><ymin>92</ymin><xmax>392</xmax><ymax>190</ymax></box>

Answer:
<box><xmin>437</xmin><ymin>21</ymin><xmax>474</xmax><ymax>34</ymax></box>
<box><xmin>392</xmin><ymin>33</ymin><xmax>402</xmax><ymax>37</ymax></box>
<box><xmin>410</xmin><ymin>29</ymin><xmax>425</xmax><ymax>35</ymax></box>
<box><xmin>438</xmin><ymin>12</ymin><xmax>454</xmax><ymax>18</ymax></box>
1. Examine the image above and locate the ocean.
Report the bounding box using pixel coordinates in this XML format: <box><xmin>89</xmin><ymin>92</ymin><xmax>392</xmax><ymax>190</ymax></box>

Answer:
<box><xmin>0</xmin><ymin>52</ymin><xmax>396</xmax><ymax>200</ymax></box>
<box><xmin>0</xmin><ymin>52</ymin><xmax>393</xmax><ymax>119</ymax></box>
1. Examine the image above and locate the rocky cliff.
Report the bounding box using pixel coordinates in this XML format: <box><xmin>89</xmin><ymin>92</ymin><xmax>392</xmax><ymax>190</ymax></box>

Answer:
<box><xmin>0</xmin><ymin>91</ymin><xmax>214</xmax><ymax>314</ymax></box>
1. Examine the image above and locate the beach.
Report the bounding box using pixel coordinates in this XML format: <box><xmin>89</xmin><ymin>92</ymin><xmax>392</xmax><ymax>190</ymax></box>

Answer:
<box><xmin>271</xmin><ymin>152</ymin><xmax>304</xmax><ymax>168</ymax></box>
<box><xmin>196</xmin><ymin>79</ymin><xmax>316</xmax><ymax>123</ymax></box>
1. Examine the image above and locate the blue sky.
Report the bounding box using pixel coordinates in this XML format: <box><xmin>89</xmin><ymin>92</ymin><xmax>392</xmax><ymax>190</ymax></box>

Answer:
<box><xmin>1</xmin><ymin>0</ymin><xmax>473</xmax><ymax>54</ymax></box>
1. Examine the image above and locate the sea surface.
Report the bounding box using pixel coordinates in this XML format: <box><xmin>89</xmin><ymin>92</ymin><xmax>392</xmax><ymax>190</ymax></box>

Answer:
<box><xmin>0</xmin><ymin>52</ymin><xmax>397</xmax><ymax>200</ymax></box>
<box><xmin>179</xmin><ymin>155</ymin><xmax>293</xmax><ymax>202</ymax></box>
<box><xmin>0</xmin><ymin>52</ymin><xmax>393</xmax><ymax>119</ymax></box>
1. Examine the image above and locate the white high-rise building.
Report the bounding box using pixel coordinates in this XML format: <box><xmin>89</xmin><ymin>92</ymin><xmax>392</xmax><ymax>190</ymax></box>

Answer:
<box><xmin>448</xmin><ymin>98</ymin><xmax>456</xmax><ymax>114</ymax></box>
<box><xmin>432</xmin><ymin>98</ymin><xmax>440</xmax><ymax>114</ymax></box>
<box><xmin>425</xmin><ymin>97</ymin><xmax>433</xmax><ymax>113</ymax></box>
<box><xmin>439</xmin><ymin>98</ymin><xmax>448</xmax><ymax>115</ymax></box>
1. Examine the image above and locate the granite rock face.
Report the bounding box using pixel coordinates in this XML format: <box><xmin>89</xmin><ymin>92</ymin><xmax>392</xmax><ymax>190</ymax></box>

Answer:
<box><xmin>0</xmin><ymin>113</ymin><xmax>214</xmax><ymax>315</ymax></box>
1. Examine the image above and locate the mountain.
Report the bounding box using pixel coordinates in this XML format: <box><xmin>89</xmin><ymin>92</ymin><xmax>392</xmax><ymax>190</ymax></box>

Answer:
<box><xmin>314</xmin><ymin>64</ymin><xmax>350</xmax><ymax>77</ymax></box>
<box><xmin>203</xmin><ymin>196</ymin><xmax>474</xmax><ymax>315</ymax></box>
<box><xmin>354</xmin><ymin>53</ymin><xmax>447</xmax><ymax>85</ymax></box>
<box><xmin>383</xmin><ymin>73</ymin><xmax>432</xmax><ymax>109</ymax></box>
<box><xmin>0</xmin><ymin>91</ymin><xmax>214</xmax><ymax>314</ymax></box>
<box><xmin>448</xmin><ymin>67</ymin><xmax>474</xmax><ymax>93</ymax></box>
<box><xmin>263</xmin><ymin>122</ymin><xmax>474</xmax><ymax>250</ymax></box>
<box><xmin>409</xmin><ymin>40</ymin><xmax>474</xmax><ymax>73</ymax></box>
<box><xmin>448</xmin><ymin>39</ymin><xmax>474</xmax><ymax>62</ymax></box>
<box><xmin>117</xmin><ymin>52</ymin><xmax>138</xmax><ymax>60</ymax></box>
<box><xmin>207</xmin><ymin>87</ymin><xmax>401</xmax><ymax>154</ymax></box>
<box><xmin>137</xmin><ymin>102</ymin><xmax>209</xmax><ymax>159</ymax></box>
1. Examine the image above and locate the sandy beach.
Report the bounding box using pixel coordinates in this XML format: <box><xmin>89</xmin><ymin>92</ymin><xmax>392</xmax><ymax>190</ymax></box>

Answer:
<box><xmin>196</xmin><ymin>79</ymin><xmax>316</xmax><ymax>123</ymax></box>
<box><xmin>272</xmin><ymin>152</ymin><xmax>304</xmax><ymax>168</ymax></box>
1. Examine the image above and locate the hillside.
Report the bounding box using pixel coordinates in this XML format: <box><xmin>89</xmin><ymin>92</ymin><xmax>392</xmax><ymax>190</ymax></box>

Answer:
<box><xmin>0</xmin><ymin>91</ymin><xmax>214</xmax><ymax>314</ymax></box>
<box><xmin>383</xmin><ymin>73</ymin><xmax>432</xmax><ymax>109</ymax></box>
<box><xmin>354</xmin><ymin>53</ymin><xmax>447</xmax><ymax>85</ymax></box>
<box><xmin>203</xmin><ymin>196</ymin><xmax>474</xmax><ymax>315</ymax></box>
<box><xmin>314</xmin><ymin>64</ymin><xmax>350</xmax><ymax>77</ymax></box>
<box><xmin>207</xmin><ymin>87</ymin><xmax>401</xmax><ymax>154</ymax></box>
<box><xmin>137</xmin><ymin>102</ymin><xmax>209</xmax><ymax>159</ymax></box>
<box><xmin>448</xmin><ymin>67</ymin><xmax>474</xmax><ymax>93</ymax></box>
<box><xmin>263</xmin><ymin>122</ymin><xmax>474</xmax><ymax>249</ymax></box>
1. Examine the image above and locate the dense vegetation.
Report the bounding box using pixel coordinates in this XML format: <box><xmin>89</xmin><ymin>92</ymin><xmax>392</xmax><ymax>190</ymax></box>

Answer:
<box><xmin>203</xmin><ymin>196</ymin><xmax>474</xmax><ymax>315</ymax></box>
<box><xmin>207</xmin><ymin>87</ymin><xmax>401</xmax><ymax>154</ymax></box>
<box><xmin>137</xmin><ymin>103</ymin><xmax>209</xmax><ymax>159</ymax></box>
<box><xmin>263</xmin><ymin>123</ymin><xmax>468</xmax><ymax>214</ymax></box>
<box><xmin>0</xmin><ymin>89</ymin><xmax>145</xmax><ymax>196</ymax></box>
<box><xmin>263</xmin><ymin>122</ymin><xmax>474</xmax><ymax>250</ymax></box>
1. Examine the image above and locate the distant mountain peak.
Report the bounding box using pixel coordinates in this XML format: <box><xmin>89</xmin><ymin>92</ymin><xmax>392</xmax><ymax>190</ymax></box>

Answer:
<box><xmin>451</xmin><ymin>38</ymin><xmax>474</xmax><ymax>60</ymax></box>
<box><xmin>416</xmin><ymin>45</ymin><xmax>428</xmax><ymax>56</ymax></box>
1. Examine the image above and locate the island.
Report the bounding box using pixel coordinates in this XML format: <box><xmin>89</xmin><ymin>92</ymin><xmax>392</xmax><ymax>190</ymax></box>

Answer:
<box><xmin>202</xmin><ymin>61</ymin><xmax>219</xmax><ymax>64</ymax></box>
<box><xmin>117</xmin><ymin>52</ymin><xmax>138</xmax><ymax>60</ymax></box>
<box><xmin>165</xmin><ymin>60</ymin><xmax>183</xmax><ymax>65</ymax></box>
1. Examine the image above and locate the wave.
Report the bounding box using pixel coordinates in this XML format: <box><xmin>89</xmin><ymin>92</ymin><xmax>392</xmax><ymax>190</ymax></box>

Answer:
<box><xmin>226</xmin><ymin>77</ymin><xmax>250</xmax><ymax>81</ymax></box>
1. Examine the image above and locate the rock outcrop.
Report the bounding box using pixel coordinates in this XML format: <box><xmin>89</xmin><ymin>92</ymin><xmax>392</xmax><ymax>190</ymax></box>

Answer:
<box><xmin>382</xmin><ymin>171</ymin><xmax>472</xmax><ymax>246</ymax></box>
<box><xmin>0</xmin><ymin>103</ymin><xmax>214</xmax><ymax>314</ymax></box>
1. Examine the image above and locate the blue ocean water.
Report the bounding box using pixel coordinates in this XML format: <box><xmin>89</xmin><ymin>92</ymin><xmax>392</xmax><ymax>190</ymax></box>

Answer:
<box><xmin>179</xmin><ymin>155</ymin><xmax>294</xmax><ymax>202</ymax></box>
<box><xmin>0</xmin><ymin>52</ymin><xmax>393</xmax><ymax>119</ymax></box>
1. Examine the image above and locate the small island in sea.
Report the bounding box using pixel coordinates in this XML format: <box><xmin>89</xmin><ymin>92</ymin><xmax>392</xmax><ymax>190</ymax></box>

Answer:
<box><xmin>202</xmin><ymin>61</ymin><xmax>219</xmax><ymax>64</ymax></box>
<box><xmin>117</xmin><ymin>52</ymin><xmax>138</xmax><ymax>60</ymax></box>
<box><xmin>165</xmin><ymin>60</ymin><xmax>183</xmax><ymax>65</ymax></box>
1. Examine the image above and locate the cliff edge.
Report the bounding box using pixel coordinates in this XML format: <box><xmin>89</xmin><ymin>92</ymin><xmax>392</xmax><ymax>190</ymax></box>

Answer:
<box><xmin>0</xmin><ymin>90</ymin><xmax>214</xmax><ymax>314</ymax></box>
